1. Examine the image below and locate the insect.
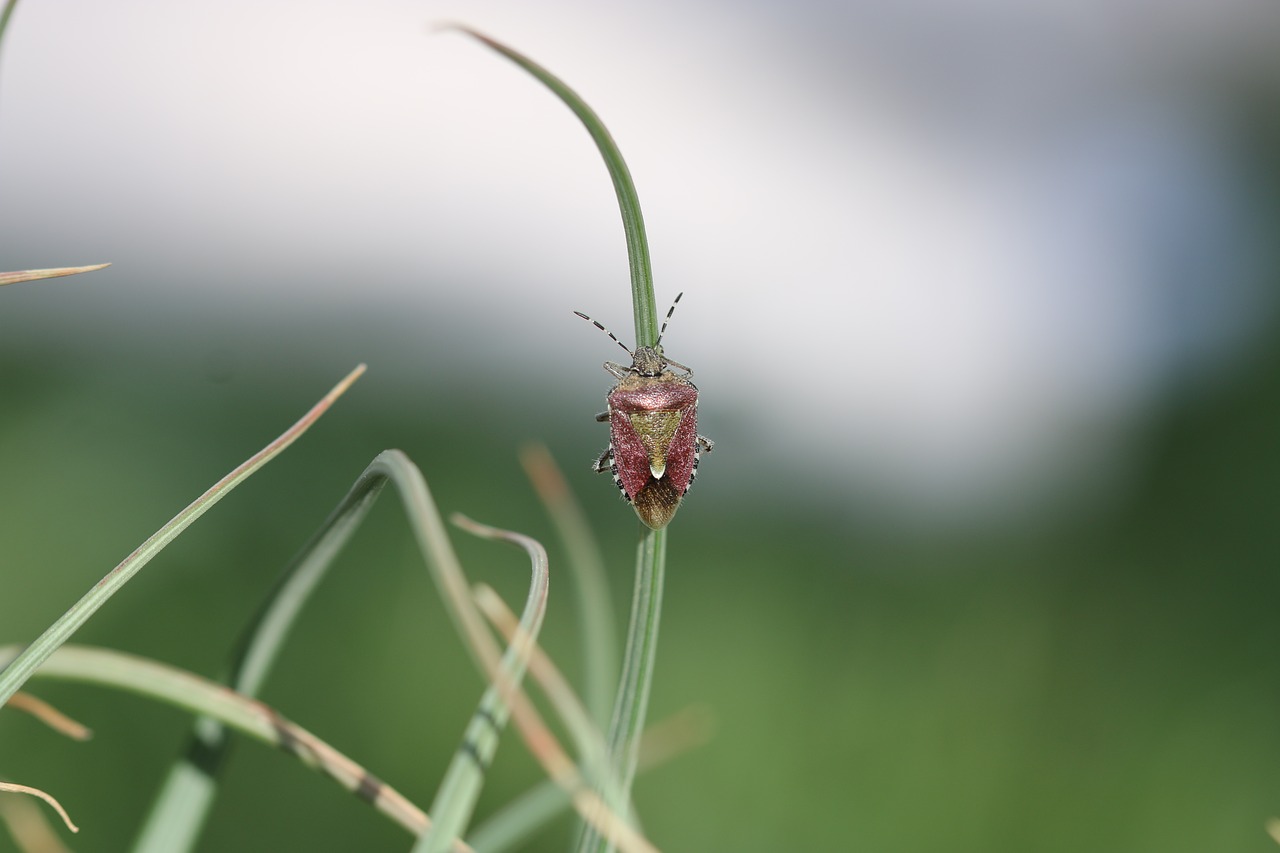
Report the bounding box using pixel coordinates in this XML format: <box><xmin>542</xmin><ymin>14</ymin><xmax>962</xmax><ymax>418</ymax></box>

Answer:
<box><xmin>575</xmin><ymin>293</ymin><xmax>713</xmax><ymax>529</ymax></box>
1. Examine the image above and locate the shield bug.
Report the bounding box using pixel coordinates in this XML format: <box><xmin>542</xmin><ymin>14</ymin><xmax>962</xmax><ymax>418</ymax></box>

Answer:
<box><xmin>575</xmin><ymin>293</ymin><xmax>713</xmax><ymax>529</ymax></box>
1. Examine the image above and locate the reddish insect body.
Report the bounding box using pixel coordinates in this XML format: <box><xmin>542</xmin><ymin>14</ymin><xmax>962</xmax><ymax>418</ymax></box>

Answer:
<box><xmin>575</xmin><ymin>293</ymin><xmax>713</xmax><ymax>529</ymax></box>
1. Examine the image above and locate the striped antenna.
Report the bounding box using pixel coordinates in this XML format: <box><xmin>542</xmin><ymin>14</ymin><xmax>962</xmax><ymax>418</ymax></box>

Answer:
<box><xmin>655</xmin><ymin>292</ymin><xmax>684</xmax><ymax>347</ymax></box>
<box><xmin>574</xmin><ymin>310</ymin><xmax>633</xmax><ymax>356</ymax></box>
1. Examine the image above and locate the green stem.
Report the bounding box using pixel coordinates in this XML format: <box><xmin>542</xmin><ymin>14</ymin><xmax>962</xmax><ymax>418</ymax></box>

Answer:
<box><xmin>0</xmin><ymin>0</ymin><xmax>20</xmax><ymax>52</ymax></box>
<box><xmin>0</xmin><ymin>366</ymin><xmax>365</xmax><ymax>710</ymax></box>
<box><xmin>610</xmin><ymin>530</ymin><xmax>666</xmax><ymax>800</ymax></box>
<box><xmin>447</xmin><ymin>26</ymin><xmax>659</xmax><ymax>346</ymax></box>
<box><xmin>454</xmin><ymin>30</ymin><xmax>670</xmax><ymax>852</ymax></box>
<box><xmin>575</xmin><ymin>529</ymin><xmax>665</xmax><ymax>853</ymax></box>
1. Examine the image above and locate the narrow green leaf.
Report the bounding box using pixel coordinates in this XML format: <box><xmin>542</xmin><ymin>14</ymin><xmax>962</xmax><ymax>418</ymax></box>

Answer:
<box><xmin>451</xmin><ymin>29</ymin><xmax>672</xmax><ymax>853</ymax></box>
<box><xmin>137</xmin><ymin>448</ymin><xmax>566</xmax><ymax>853</ymax></box>
<box><xmin>0</xmin><ymin>643</ymin><xmax>435</xmax><ymax>839</ymax></box>
<box><xmin>133</xmin><ymin>460</ymin><xmax>390</xmax><ymax>852</ymax></box>
<box><xmin>466</xmin><ymin>582</ymin><xmax>627</xmax><ymax>851</ymax></box>
<box><xmin>577</xmin><ymin>529</ymin><xmax>665</xmax><ymax>853</ymax></box>
<box><xmin>466</xmin><ymin>780</ymin><xmax>566</xmax><ymax>853</ymax></box>
<box><xmin>0</xmin><ymin>365</ymin><xmax>366</xmax><ymax>710</ymax></box>
<box><xmin>447</xmin><ymin>26</ymin><xmax>659</xmax><ymax>345</ymax></box>
<box><xmin>415</xmin><ymin>514</ymin><xmax>550</xmax><ymax>853</ymax></box>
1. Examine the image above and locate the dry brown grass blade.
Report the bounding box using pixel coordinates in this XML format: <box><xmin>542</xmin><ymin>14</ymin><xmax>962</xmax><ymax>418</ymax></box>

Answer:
<box><xmin>0</xmin><ymin>263</ymin><xmax>110</xmax><ymax>287</ymax></box>
<box><xmin>635</xmin><ymin>705</ymin><xmax>714</xmax><ymax>771</ymax></box>
<box><xmin>0</xmin><ymin>783</ymin><xmax>77</xmax><ymax>834</ymax></box>
<box><xmin>518</xmin><ymin>443</ymin><xmax>616</xmax><ymax>726</ymax></box>
<box><xmin>4</xmin><ymin>693</ymin><xmax>92</xmax><ymax>741</ymax></box>
<box><xmin>0</xmin><ymin>789</ymin><xmax>73</xmax><ymax>853</ymax></box>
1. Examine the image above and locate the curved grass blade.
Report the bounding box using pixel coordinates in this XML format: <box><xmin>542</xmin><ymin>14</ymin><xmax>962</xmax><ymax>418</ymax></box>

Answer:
<box><xmin>0</xmin><ymin>783</ymin><xmax>74</xmax><ymax>853</ymax></box>
<box><xmin>136</xmin><ymin>449</ymin><xmax>645</xmax><ymax>852</ymax></box>
<box><xmin>365</xmin><ymin>454</ymin><xmax>649</xmax><ymax>851</ymax></box>
<box><xmin>465</xmin><ymin>578</ymin><xmax>675</xmax><ymax>850</ymax></box>
<box><xmin>0</xmin><ymin>263</ymin><xmax>110</xmax><ymax>287</ymax></box>
<box><xmin>414</xmin><ymin>514</ymin><xmax>549</xmax><ymax>853</ymax></box>
<box><xmin>0</xmin><ymin>781</ymin><xmax>77</xmax><ymax>834</ymax></box>
<box><xmin>0</xmin><ymin>643</ymin><xmax>440</xmax><ymax>842</ymax></box>
<box><xmin>464</xmin><ymin>581</ymin><xmax>622</xmax><ymax>852</ymax></box>
<box><xmin>450</xmin><ymin>29</ymin><xmax>670</xmax><ymax>853</ymax></box>
<box><xmin>0</xmin><ymin>364</ymin><xmax>366</xmax><ymax>710</ymax></box>
<box><xmin>133</xmin><ymin>459</ymin><xmax>392</xmax><ymax>851</ymax></box>
<box><xmin>472</xmin><ymin>584</ymin><xmax>620</xmax><ymax>808</ymax></box>
<box><xmin>373</xmin><ymin>453</ymin><xmax>649</xmax><ymax>852</ymax></box>
<box><xmin>445</xmin><ymin>26</ymin><xmax>659</xmax><ymax>346</ymax></box>
<box><xmin>519</xmin><ymin>444</ymin><xmax>616</xmax><ymax>729</ymax></box>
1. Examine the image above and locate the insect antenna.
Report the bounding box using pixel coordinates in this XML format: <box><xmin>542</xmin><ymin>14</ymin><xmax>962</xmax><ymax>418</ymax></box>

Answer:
<box><xmin>573</xmin><ymin>310</ymin><xmax>633</xmax><ymax>357</ymax></box>
<box><xmin>655</xmin><ymin>291</ymin><xmax>684</xmax><ymax>347</ymax></box>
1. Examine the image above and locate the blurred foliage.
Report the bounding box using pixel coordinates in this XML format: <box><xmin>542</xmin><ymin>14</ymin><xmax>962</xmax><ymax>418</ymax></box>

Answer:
<box><xmin>1</xmin><ymin>295</ymin><xmax>1279</xmax><ymax>853</ymax></box>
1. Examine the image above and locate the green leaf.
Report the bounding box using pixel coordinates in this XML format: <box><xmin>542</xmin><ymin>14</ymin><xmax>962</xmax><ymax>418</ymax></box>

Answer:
<box><xmin>0</xmin><ymin>365</ymin><xmax>365</xmax><ymax>710</ymax></box>
<box><xmin>1</xmin><ymin>643</ymin><xmax>432</xmax><ymax>838</ymax></box>
<box><xmin>446</xmin><ymin>26</ymin><xmax>659</xmax><ymax>345</ymax></box>
<box><xmin>415</xmin><ymin>514</ymin><xmax>550</xmax><ymax>853</ymax></box>
<box><xmin>451</xmin><ymin>29</ymin><xmax>673</xmax><ymax>853</ymax></box>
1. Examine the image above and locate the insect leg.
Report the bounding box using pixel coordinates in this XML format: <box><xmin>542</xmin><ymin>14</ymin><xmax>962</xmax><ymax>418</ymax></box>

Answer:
<box><xmin>603</xmin><ymin>361</ymin><xmax>631</xmax><ymax>380</ymax></box>
<box><xmin>663</xmin><ymin>356</ymin><xmax>693</xmax><ymax>375</ymax></box>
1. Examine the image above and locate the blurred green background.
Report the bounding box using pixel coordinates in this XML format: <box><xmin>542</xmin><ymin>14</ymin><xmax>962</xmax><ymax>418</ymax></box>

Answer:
<box><xmin>3</xmin><ymin>271</ymin><xmax>1280</xmax><ymax>853</ymax></box>
<box><xmin>5</xmin><ymin>2</ymin><xmax>1280</xmax><ymax>852</ymax></box>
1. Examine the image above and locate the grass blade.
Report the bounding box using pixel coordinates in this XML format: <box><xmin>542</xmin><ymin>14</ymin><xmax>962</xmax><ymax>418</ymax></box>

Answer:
<box><xmin>520</xmin><ymin>443</ymin><xmax>616</xmax><ymax>728</ymax></box>
<box><xmin>578</xmin><ymin>529</ymin><xmax>665</xmax><ymax>852</ymax></box>
<box><xmin>134</xmin><ymin>447</ymin><xmax>646</xmax><ymax>852</ymax></box>
<box><xmin>0</xmin><ymin>643</ymin><xmax>438</xmax><ymax>841</ymax></box>
<box><xmin>466</xmin><ymin>781</ymin><xmax>566</xmax><ymax>853</ymax></box>
<box><xmin>466</xmin><ymin>700</ymin><xmax>708</xmax><ymax>853</ymax></box>
<box><xmin>5</xmin><ymin>692</ymin><xmax>91</xmax><ymax>740</ymax></box>
<box><xmin>415</xmin><ymin>515</ymin><xmax>550</xmax><ymax>853</ymax></box>
<box><xmin>0</xmin><ymin>784</ymin><xmax>75</xmax><ymax>853</ymax></box>
<box><xmin>375</xmin><ymin>454</ymin><xmax>649</xmax><ymax>851</ymax></box>
<box><xmin>0</xmin><ymin>781</ymin><xmax>77</xmax><ymax>834</ymax></box>
<box><xmin>473</xmin><ymin>584</ymin><xmax>623</xmax><ymax>811</ymax></box>
<box><xmin>451</xmin><ymin>29</ymin><xmax>670</xmax><ymax>853</ymax></box>
<box><xmin>133</xmin><ymin>462</ymin><xmax>391</xmax><ymax>851</ymax></box>
<box><xmin>0</xmin><ymin>364</ymin><xmax>365</xmax><ymax>710</ymax></box>
<box><xmin>446</xmin><ymin>27</ymin><xmax>659</xmax><ymax>345</ymax></box>
<box><xmin>0</xmin><ymin>264</ymin><xmax>110</xmax><ymax>287</ymax></box>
